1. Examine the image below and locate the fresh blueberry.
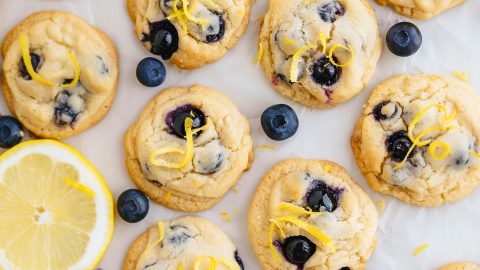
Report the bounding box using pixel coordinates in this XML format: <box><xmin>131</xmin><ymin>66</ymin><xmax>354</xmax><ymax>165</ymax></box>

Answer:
<box><xmin>318</xmin><ymin>1</ymin><xmax>345</xmax><ymax>23</ymax></box>
<box><xmin>19</xmin><ymin>53</ymin><xmax>42</xmax><ymax>80</ymax></box>
<box><xmin>307</xmin><ymin>187</ymin><xmax>338</xmax><ymax>212</ymax></box>
<box><xmin>143</xmin><ymin>20</ymin><xmax>179</xmax><ymax>60</ymax></box>
<box><xmin>282</xmin><ymin>236</ymin><xmax>316</xmax><ymax>265</ymax></box>
<box><xmin>386</xmin><ymin>22</ymin><xmax>422</xmax><ymax>57</ymax></box>
<box><xmin>205</xmin><ymin>11</ymin><xmax>225</xmax><ymax>43</ymax></box>
<box><xmin>117</xmin><ymin>189</ymin><xmax>149</xmax><ymax>223</ymax></box>
<box><xmin>0</xmin><ymin>116</ymin><xmax>24</xmax><ymax>148</ymax></box>
<box><xmin>234</xmin><ymin>251</ymin><xmax>244</xmax><ymax>270</ymax></box>
<box><xmin>311</xmin><ymin>56</ymin><xmax>341</xmax><ymax>86</ymax></box>
<box><xmin>261</xmin><ymin>104</ymin><xmax>299</xmax><ymax>141</ymax></box>
<box><xmin>166</xmin><ymin>105</ymin><xmax>206</xmax><ymax>139</ymax></box>
<box><xmin>386</xmin><ymin>131</ymin><xmax>414</xmax><ymax>162</ymax></box>
<box><xmin>373</xmin><ymin>101</ymin><xmax>399</xmax><ymax>121</ymax></box>
<box><xmin>136</xmin><ymin>57</ymin><xmax>166</xmax><ymax>87</ymax></box>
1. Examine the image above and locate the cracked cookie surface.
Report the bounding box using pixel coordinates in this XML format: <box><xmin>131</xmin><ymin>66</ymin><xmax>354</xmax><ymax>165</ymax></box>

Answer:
<box><xmin>125</xmin><ymin>84</ymin><xmax>253</xmax><ymax>212</ymax></box>
<box><xmin>127</xmin><ymin>0</ymin><xmax>252</xmax><ymax>69</ymax></box>
<box><xmin>352</xmin><ymin>74</ymin><xmax>480</xmax><ymax>206</ymax></box>
<box><xmin>1</xmin><ymin>11</ymin><xmax>119</xmax><ymax>139</ymax></box>
<box><xmin>123</xmin><ymin>216</ymin><xmax>244</xmax><ymax>270</ymax></box>
<box><xmin>376</xmin><ymin>0</ymin><xmax>465</xmax><ymax>19</ymax></box>
<box><xmin>259</xmin><ymin>0</ymin><xmax>381</xmax><ymax>109</ymax></box>
<box><xmin>439</xmin><ymin>263</ymin><xmax>480</xmax><ymax>270</ymax></box>
<box><xmin>248</xmin><ymin>159</ymin><xmax>378</xmax><ymax>270</ymax></box>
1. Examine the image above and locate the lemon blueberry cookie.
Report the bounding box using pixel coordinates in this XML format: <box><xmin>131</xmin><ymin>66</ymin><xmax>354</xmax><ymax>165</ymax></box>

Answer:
<box><xmin>123</xmin><ymin>216</ymin><xmax>244</xmax><ymax>270</ymax></box>
<box><xmin>258</xmin><ymin>0</ymin><xmax>381</xmax><ymax>109</ymax></box>
<box><xmin>352</xmin><ymin>74</ymin><xmax>480</xmax><ymax>206</ymax></box>
<box><xmin>248</xmin><ymin>159</ymin><xmax>378</xmax><ymax>270</ymax></box>
<box><xmin>125</xmin><ymin>84</ymin><xmax>253</xmax><ymax>211</ymax></box>
<box><xmin>376</xmin><ymin>0</ymin><xmax>465</xmax><ymax>19</ymax></box>
<box><xmin>1</xmin><ymin>11</ymin><xmax>119</xmax><ymax>139</ymax></box>
<box><xmin>127</xmin><ymin>0</ymin><xmax>252</xmax><ymax>69</ymax></box>
<box><xmin>439</xmin><ymin>263</ymin><xmax>480</xmax><ymax>270</ymax></box>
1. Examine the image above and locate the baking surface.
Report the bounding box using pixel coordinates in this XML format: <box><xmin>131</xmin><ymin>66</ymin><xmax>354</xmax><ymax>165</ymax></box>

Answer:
<box><xmin>0</xmin><ymin>0</ymin><xmax>479</xmax><ymax>269</ymax></box>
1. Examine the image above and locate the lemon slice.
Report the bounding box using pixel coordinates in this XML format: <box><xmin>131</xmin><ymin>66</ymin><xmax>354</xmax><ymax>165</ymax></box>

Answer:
<box><xmin>0</xmin><ymin>140</ymin><xmax>114</xmax><ymax>270</ymax></box>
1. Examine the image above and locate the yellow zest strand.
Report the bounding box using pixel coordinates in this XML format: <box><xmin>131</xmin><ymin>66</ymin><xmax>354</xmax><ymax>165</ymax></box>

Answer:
<box><xmin>233</xmin><ymin>186</ymin><xmax>239</xmax><ymax>193</ymax></box>
<box><xmin>20</xmin><ymin>34</ymin><xmax>80</xmax><ymax>89</ymax></box>
<box><xmin>428</xmin><ymin>141</ymin><xmax>452</xmax><ymax>160</ymax></box>
<box><xmin>256</xmin><ymin>144</ymin><xmax>276</xmax><ymax>151</ymax></box>
<box><xmin>268</xmin><ymin>222</ymin><xmax>283</xmax><ymax>264</ymax></box>
<box><xmin>377</xmin><ymin>199</ymin><xmax>385</xmax><ymax>214</ymax></box>
<box><xmin>328</xmin><ymin>43</ymin><xmax>355</xmax><ymax>67</ymax></box>
<box><xmin>168</xmin><ymin>0</ymin><xmax>188</xmax><ymax>34</ymax></box>
<box><xmin>181</xmin><ymin>0</ymin><xmax>209</xmax><ymax>29</ymax></box>
<box><xmin>283</xmin><ymin>38</ymin><xmax>295</xmax><ymax>46</ymax></box>
<box><xmin>65</xmin><ymin>177</ymin><xmax>95</xmax><ymax>197</ymax></box>
<box><xmin>144</xmin><ymin>221</ymin><xmax>165</xmax><ymax>254</ymax></box>
<box><xmin>177</xmin><ymin>263</ymin><xmax>184</xmax><ymax>270</ymax></box>
<box><xmin>290</xmin><ymin>45</ymin><xmax>315</xmax><ymax>82</ymax></box>
<box><xmin>221</xmin><ymin>211</ymin><xmax>228</xmax><ymax>215</ymax></box>
<box><xmin>274</xmin><ymin>216</ymin><xmax>336</xmax><ymax>251</ymax></box>
<box><xmin>253</xmin><ymin>43</ymin><xmax>263</xmax><ymax>64</ymax></box>
<box><xmin>222</xmin><ymin>216</ymin><xmax>233</xmax><ymax>222</ymax></box>
<box><xmin>165</xmin><ymin>191</ymin><xmax>172</xmax><ymax>204</ymax></box>
<box><xmin>192</xmin><ymin>179</ymin><xmax>203</xmax><ymax>187</ymax></box>
<box><xmin>469</xmin><ymin>150</ymin><xmax>480</xmax><ymax>158</ymax></box>
<box><xmin>193</xmin><ymin>256</ymin><xmax>238</xmax><ymax>270</ymax></box>
<box><xmin>413</xmin><ymin>243</ymin><xmax>429</xmax><ymax>256</ymax></box>
<box><xmin>204</xmin><ymin>0</ymin><xmax>221</xmax><ymax>11</ymax></box>
<box><xmin>319</xmin><ymin>32</ymin><xmax>327</xmax><ymax>54</ymax></box>
<box><xmin>275</xmin><ymin>202</ymin><xmax>323</xmax><ymax>216</ymax></box>
<box><xmin>270</xmin><ymin>219</ymin><xmax>286</xmax><ymax>238</ymax></box>
<box><xmin>323</xmin><ymin>164</ymin><xmax>333</xmax><ymax>173</ymax></box>
<box><xmin>451</xmin><ymin>70</ymin><xmax>469</xmax><ymax>82</ymax></box>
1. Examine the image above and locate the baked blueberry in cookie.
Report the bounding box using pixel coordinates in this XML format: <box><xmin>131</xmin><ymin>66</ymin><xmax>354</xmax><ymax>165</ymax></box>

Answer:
<box><xmin>249</xmin><ymin>159</ymin><xmax>378</xmax><ymax>269</ymax></box>
<box><xmin>376</xmin><ymin>0</ymin><xmax>465</xmax><ymax>19</ymax></box>
<box><xmin>352</xmin><ymin>74</ymin><xmax>480</xmax><ymax>206</ymax></box>
<box><xmin>258</xmin><ymin>0</ymin><xmax>381</xmax><ymax>108</ymax></box>
<box><xmin>125</xmin><ymin>85</ymin><xmax>253</xmax><ymax>211</ymax></box>
<box><xmin>127</xmin><ymin>0</ymin><xmax>252</xmax><ymax>69</ymax></box>
<box><xmin>1</xmin><ymin>11</ymin><xmax>119</xmax><ymax>139</ymax></box>
<box><xmin>123</xmin><ymin>216</ymin><xmax>244</xmax><ymax>270</ymax></box>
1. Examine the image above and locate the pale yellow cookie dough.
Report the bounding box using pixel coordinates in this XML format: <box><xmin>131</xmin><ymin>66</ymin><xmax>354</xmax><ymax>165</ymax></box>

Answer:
<box><xmin>439</xmin><ymin>262</ymin><xmax>480</xmax><ymax>270</ymax></box>
<box><xmin>376</xmin><ymin>0</ymin><xmax>465</xmax><ymax>19</ymax></box>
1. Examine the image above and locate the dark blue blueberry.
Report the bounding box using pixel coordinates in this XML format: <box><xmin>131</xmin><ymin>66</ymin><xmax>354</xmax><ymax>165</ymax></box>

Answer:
<box><xmin>261</xmin><ymin>104</ymin><xmax>299</xmax><ymax>141</ymax></box>
<box><xmin>143</xmin><ymin>20</ymin><xmax>179</xmax><ymax>60</ymax></box>
<box><xmin>19</xmin><ymin>53</ymin><xmax>42</xmax><ymax>80</ymax></box>
<box><xmin>386</xmin><ymin>131</ymin><xmax>414</xmax><ymax>162</ymax></box>
<box><xmin>305</xmin><ymin>180</ymin><xmax>341</xmax><ymax>212</ymax></box>
<box><xmin>0</xmin><ymin>116</ymin><xmax>24</xmax><ymax>148</ymax></box>
<box><xmin>205</xmin><ymin>11</ymin><xmax>225</xmax><ymax>43</ymax></box>
<box><xmin>386</xmin><ymin>22</ymin><xmax>422</xmax><ymax>57</ymax></box>
<box><xmin>54</xmin><ymin>91</ymin><xmax>81</xmax><ymax>126</ymax></box>
<box><xmin>136</xmin><ymin>57</ymin><xmax>166</xmax><ymax>87</ymax></box>
<box><xmin>339</xmin><ymin>268</ymin><xmax>350</xmax><ymax>270</ymax></box>
<box><xmin>282</xmin><ymin>236</ymin><xmax>316</xmax><ymax>265</ymax></box>
<box><xmin>117</xmin><ymin>189</ymin><xmax>149</xmax><ymax>223</ymax></box>
<box><xmin>318</xmin><ymin>1</ymin><xmax>345</xmax><ymax>23</ymax></box>
<box><xmin>234</xmin><ymin>251</ymin><xmax>244</xmax><ymax>270</ymax></box>
<box><xmin>373</xmin><ymin>101</ymin><xmax>398</xmax><ymax>121</ymax></box>
<box><xmin>167</xmin><ymin>232</ymin><xmax>191</xmax><ymax>244</ymax></box>
<box><xmin>311</xmin><ymin>56</ymin><xmax>341</xmax><ymax>86</ymax></box>
<box><xmin>166</xmin><ymin>105</ymin><xmax>206</xmax><ymax>139</ymax></box>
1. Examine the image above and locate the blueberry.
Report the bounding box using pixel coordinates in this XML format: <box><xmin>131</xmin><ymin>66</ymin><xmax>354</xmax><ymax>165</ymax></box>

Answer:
<box><xmin>318</xmin><ymin>1</ymin><xmax>345</xmax><ymax>23</ymax></box>
<box><xmin>234</xmin><ymin>251</ymin><xmax>244</xmax><ymax>270</ymax></box>
<box><xmin>373</xmin><ymin>101</ymin><xmax>399</xmax><ymax>121</ymax></box>
<box><xmin>143</xmin><ymin>20</ymin><xmax>179</xmax><ymax>60</ymax></box>
<box><xmin>307</xmin><ymin>187</ymin><xmax>337</xmax><ymax>212</ymax></box>
<box><xmin>54</xmin><ymin>90</ymin><xmax>82</xmax><ymax>126</ymax></box>
<box><xmin>0</xmin><ymin>116</ymin><xmax>24</xmax><ymax>148</ymax></box>
<box><xmin>117</xmin><ymin>189</ymin><xmax>149</xmax><ymax>223</ymax></box>
<box><xmin>386</xmin><ymin>22</ymin><xmax>422</xmax><ymax>57</ymax></box>
<box><xmin>136</xmin><ymin>57</ymin><xmax>166</xmax><ymax>87</ymax></box>
<box><xmin>386</xmin><ymin>131</ymin><xmax>414</xmax><ymax>162</ymax></box>
<box><xmin>205</xmin><ymin>11</ymin><xmax>225</xmax><ymax>43</ymax></box>
<box><xmin>282</xmin><ymin>236</ymin><xmax>316</xmax><ymax>265</ymax></box>
<box><xmin>19</xmin><ymin>53</ymin><xmax>42</xmax><ymax>80</ymax></box>
<box><xmin>311</xmin><ymin>56</ymin><xmax>341</xmax><ymax>86</ymax></box>
<box><xmin>261</xmin><ymin>104</ymin><xmax>299</xmax><ymax>141</ymax></box>
<box><xmin>339</xmin><ymin>268</ymin><xmax>351</xmax><ymax>270</ymax></box>
<box><xmin>166</xmin><ymin>105</ymin><xmax>206</xmax><ymax>139</ymax></box>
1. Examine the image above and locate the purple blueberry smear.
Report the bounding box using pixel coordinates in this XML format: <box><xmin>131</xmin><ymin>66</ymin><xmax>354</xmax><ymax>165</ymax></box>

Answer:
<box><xmin>386</xmin><ymin>131</ymin><xmax>414</xmax><ymax>162</ymax></box>
<box><xmin>234</xmin><ymin>251</ymin><xmax>244</xmax><ymax>270</ymax></box>
<box><xmin>143</xmin><ymin>20</ymin><xmax>179</xmax><ymax>60</ymax></box>
<box><xmin>311</xmin><ymin>56</ymin><xmax>341</xmax><ymax>86</ymax></box>
<box><xmin>19</xmin><ymin>53</ymin><xmax>42</xmax><ymax>80</ymax></box>
<box><xmin>373</xmin><ymin>101</ymin><xmax>399</xmax><ymax>121</ymax></box>
<box><xmin>282</xmin><ymin>236</ymin><xmax>316</xmax><ymax>265</ymax></box>
<box><xmin>317</xmin><ymin>1</ymin><xmax>345</xmax><ymax>23</ymax></box>
<box><xmin>166</xmin><ymin>105</ymin><xmax>206</xmax><ymax>139</ymax></box>
<box><xmin>305</xmin><ymin>180</ymin><xmax>341</xmax><ymax>212</ymax></box>
<box><xmin>205</xmin><ymin>11</ymin><xmax>226</xmax><ymax>43</ymax></box>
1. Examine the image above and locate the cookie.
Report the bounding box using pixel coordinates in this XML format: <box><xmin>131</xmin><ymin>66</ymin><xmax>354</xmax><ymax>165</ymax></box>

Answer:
<box><xmin>376</xmin><ymin>0</ymin><xmax>465</xmax><ymax>19</ymax></box>
<box><xmin>1</xmin><ymin>11</ymin><xmax>119</xmax><ymax>140</ymax></box>
<box><xmin>125</xmin><ymin>84</ymin><xmax>253</xmax><ymax>212</ymax></box>
<box><xmin>123</xmin><ymin>216</ymin><xmax>244</xmax><ymax>270</ymax></box>
<box><xmin>352</xmin><ymin>74</ymin><xmax>480</xmax><ymax>206</ymax></box>
<box><xmin>439</xmin><ymin>263</ymin><xmax>480</xmax><ymax>270</ymax></box>
<box><xmin>248</xmin><ymin>159</ymin><xmax>378</xmax><ymax>269</ymax></box>
<box><xmin>127</xmin><ymin>0</ymin><xmax>252</xmax><ymax>69</ymax></box>
<box><xmin>258</xmin><ymin>0</ymin><xmax>382</xmax><ymax>109</ymax></box>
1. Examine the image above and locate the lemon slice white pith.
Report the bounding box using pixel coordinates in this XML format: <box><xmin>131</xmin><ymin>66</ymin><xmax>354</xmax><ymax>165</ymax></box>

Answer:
<box><xmin>0</xmin><ymin>140</ymin><xmax>114</xmax><ymax>270</ymax></box>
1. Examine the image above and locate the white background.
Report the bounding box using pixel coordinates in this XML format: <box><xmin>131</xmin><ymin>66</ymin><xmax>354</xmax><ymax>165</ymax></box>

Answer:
<box><xmin>0</xmin><ymin>0</ymin><xmax>479</xmax><ymax>269</ymax></box>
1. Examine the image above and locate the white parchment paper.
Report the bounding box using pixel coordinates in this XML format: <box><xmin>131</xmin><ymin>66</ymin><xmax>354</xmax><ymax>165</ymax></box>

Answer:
<box><xmin>0</xmin><ymin>0</ymin><xmax>479</xmax><ymax>269</ymax></box>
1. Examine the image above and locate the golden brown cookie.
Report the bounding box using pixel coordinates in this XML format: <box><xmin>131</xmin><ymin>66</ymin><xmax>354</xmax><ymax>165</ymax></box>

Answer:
<box><xmin>376</xmin><ymin>0</ymin><xmax>465</xmax><ymax>19</ymax></box>
<box><xmin>1</xmin><ymin>11</ymin><xmax>119</xmax><ymax>139</ymax></box>
<box><xmin>439</xmin><ymin>262</ymin><xmax>480</xmax><ymax>270</ymax></box>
